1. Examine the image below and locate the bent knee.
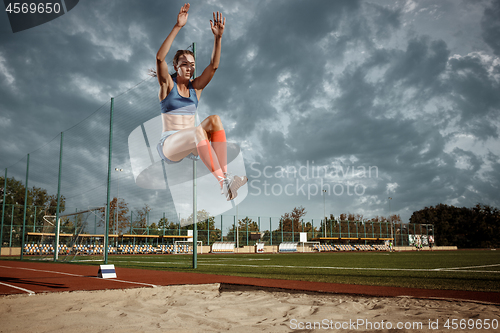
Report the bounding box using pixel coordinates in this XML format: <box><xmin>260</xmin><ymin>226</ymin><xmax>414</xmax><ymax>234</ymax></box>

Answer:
<box><xmin>209</xmin><ymin>114</ymin><xmax>222</xmax><ymax>127</ymax></box>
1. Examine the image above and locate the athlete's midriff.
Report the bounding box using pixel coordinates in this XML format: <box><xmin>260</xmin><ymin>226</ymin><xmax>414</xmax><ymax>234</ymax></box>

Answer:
<box><xmin>162</xmin><ymin>113</ymin><xmax>195</xmax><ymax>132</ymax></box>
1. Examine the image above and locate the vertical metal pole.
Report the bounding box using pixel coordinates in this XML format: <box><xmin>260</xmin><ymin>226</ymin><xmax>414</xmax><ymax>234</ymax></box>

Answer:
<box><xmin>192</xmin><ymin>42</ymin><xmax>198</xmax><ymax>269</ymax></box>
<box><xmin>221</xmin><ymin>215</ymin><xmax>223</xmax><ymax>241</ymax></box>
<box><xmin>54</xmin><ymin>132</ymin><xmax>64</xmax><ymax>261</ymax></box>
<box><xmin>323</xmin><ymin>189</ymin><xmax>326</xmax><ymax>234</ymax></box>
<box><xmin>389</xmin><ymin>197</ymin><xmax>393</xmax><ymax>242</ymax></box>
<box><xmin>413</xmin><ymin>223</ymin><xmax>416</xmax><ymax>247</ymax></box>
<box><xmin>246</xmin><ymin>217</ymin><xmax>248</xmax><ymax>246</ymax></box>
<box><xmin>236</xmin><ymin>205</ymin><xmax>239</xmax><ymax>249</ymax></box>
<box><xmin>269</xmin><ymin>217</ymin><xmax>272</xmax><ymax>246</ymax></box>
<box><xmin>1</xmin><ymin>169</ymin><xmax>7</xmax><ymax>255</ymax></box>
<box><xmin>9</xmin><ymin>205</ymin><xmax>13</xmax><ymax>247</ymax></box>
<box><xmin>33</xmin><ymin>206</ymin><xmax>36</xmax><ymax>233</ymax></box>
<box><xmin>312</xmin><ymin>219</ymin><xmax>314</xmax><ymax>238</ymax></box>
<box><xmin>281</xmin><ymin>218</ymin><xmax>283</xmax><ymax>243</ymax></box>
<box><xmin>104</xmin><ymin>98</ymin><xmax>114</xmax><ymax>264</ymax></box>
<box><xmin>21</xmin><ymin>154</ymin><xmax>30</xmax><ymax>260</ymax></box>
<box><xmin>401</xmin><ymin>223</ymin><xmax>404</xmax><ymax>247</ymax></box>
<box><xmin>130</xmin><ymin>211</ymin><xmax>133</xmax><ymax>234</ymax></box>
<box><xmin>432</xmin><ymin>224</ymin><xmax>435</xmax><ymax>245</ymax></box>
<box><xmin>339</xmin><ymin>219</ymin><xmax>342</xmax><ymax>239</ymax></box>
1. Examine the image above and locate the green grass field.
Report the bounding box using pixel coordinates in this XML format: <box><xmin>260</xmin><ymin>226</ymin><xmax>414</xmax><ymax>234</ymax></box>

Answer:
<box><xmin>83</xmin><ymin>249</ymin><xmax>500</xmax><ymax>293</ymax></box>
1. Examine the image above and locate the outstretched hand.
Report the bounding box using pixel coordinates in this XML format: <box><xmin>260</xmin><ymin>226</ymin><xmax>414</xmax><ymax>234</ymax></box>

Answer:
<box><xmin>177</xmin><ymin>3</ymin><xmax>190</xmax><ymax>27</ymax></box>
<box><xmin>210</xmin><ymin>11</ymin><xmax>225</xmax><ymax>38</ymax></box>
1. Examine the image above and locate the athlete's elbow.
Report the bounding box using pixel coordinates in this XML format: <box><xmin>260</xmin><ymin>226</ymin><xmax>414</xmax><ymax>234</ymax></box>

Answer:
<box><xmin>156</xmin><ymin>53</ymin><xmax>165</xmax><ymax>63</ymax></box>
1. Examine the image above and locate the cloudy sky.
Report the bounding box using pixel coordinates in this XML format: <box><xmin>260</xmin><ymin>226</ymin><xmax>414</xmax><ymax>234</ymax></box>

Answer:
<box><xmin>1</xmin><ymin>0</ymin><xmax>499</xmax><ymax>227</ymax></box>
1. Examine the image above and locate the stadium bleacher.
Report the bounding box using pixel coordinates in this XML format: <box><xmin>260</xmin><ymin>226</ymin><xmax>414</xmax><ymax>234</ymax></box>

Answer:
<box><xmin>372</xmin><ymin>244</ymin><xmax>390</xmax><ymax>251</ymax></box>
<box><xmin>23</xmin><ymin>243</ymin><xmax>115</xmax><ymax>255</ymax></box>
<box><xmin>311</xmin><ymin>243</ymin><xmax>391</xmax><ymax>252</ymax></box>
<box><xmin>23</xmin><ymin>241</ymin><xmax>391</xmax><ymax>256</ymax></box>
<box><xmin>312</xmin><ymin>244</ymin><xmax>336</xmax><ymax>252</ymax></box>
<box><xmin>355</xmin><ymin>244</ymin><xmax>374</xmax><ymax>251</ymax></box>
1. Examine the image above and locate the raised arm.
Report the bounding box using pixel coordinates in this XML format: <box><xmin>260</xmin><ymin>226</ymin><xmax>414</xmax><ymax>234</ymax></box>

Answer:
<box><xmin>156</xmin><ymin>4</ymin><xmax>190</xmax><ymax>93</ymax></box>
<box><xmin>193</xmin><ymin>11</ymin><xmax>226</xmax><ymax>91</ymax></box>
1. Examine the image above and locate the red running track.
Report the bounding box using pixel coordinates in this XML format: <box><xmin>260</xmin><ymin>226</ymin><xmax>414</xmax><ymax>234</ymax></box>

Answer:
<box><xmin>0</xmin><ymin>260</ymin><xmax>499</xmax><ymax>304</ymax></box>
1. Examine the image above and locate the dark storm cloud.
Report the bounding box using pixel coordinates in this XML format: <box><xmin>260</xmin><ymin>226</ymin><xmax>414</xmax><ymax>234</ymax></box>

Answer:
<box><xmin>248</xmin><ymin>1</ymin><xmax>500</xmax><ymax>218</ymax></box>
<box><xmin>383</xmin><ymin>38</ymin><xmax>449</xmax><ymax>92</ymax></box>
<box><xmin>365</xmin><ymin>2</ymin><xmax>401</xmax><ymax>40</ymax></box>
<box><xmin>481</xmin><ymin>0</ymin><xmax>500</xmax><ymax>57</ymax></box>
<box><xmin>0</xmin><ymin>0</ymin><xmax>167</xmax><ymax>213</ymax></box>
<box><xmin>207</xmin><ymin>0</ymin><xmax>372</xmax><ymax>139</ymax></box>
<box><xmin>278</xmin><ymin>35</ymin><xmax>450</xmax><ymax>164</ymax></box>
<box><xmin>447</xmin><ymin>54</ymin><xmax>500</xmax><ymax>139</ymax></box>
<box><xmin>1</xmin><ymin>0</ymin><xmax>499</xmax><ymax>223</ymax></box>
<box><xmin>194</xmin><ymin>0</ymin><xmax>499</xmax><ymax>221</ymax></box>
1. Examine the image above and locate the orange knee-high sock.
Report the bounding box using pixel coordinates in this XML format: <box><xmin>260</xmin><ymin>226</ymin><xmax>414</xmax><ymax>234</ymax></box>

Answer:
<box><xmin>196</xmin><ymin>139</ymin><xmax>224</xmax><ymax>187</ymax></box>
<box><xmin>211</xmin><ymin>130</ymin><xmax>227</xmax><ymax>174</ymax></box>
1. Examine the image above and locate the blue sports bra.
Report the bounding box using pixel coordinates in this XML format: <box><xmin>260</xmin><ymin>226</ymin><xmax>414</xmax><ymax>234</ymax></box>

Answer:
<box><xmin>160</xmin><ymin>77</ymin><xmax>198</xmax><ymax>115</ymax></box>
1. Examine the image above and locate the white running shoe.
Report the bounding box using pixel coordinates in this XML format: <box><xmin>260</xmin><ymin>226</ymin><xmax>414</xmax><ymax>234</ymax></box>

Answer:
<box><xmin>219</xmin><ymin>176</ymin><xmax>236</xmax><ymax>201</ymax></box>
<box><xmin>225</xmin><ymin>172</ymin><xmax>248</xmax><ymax>197</ymax></box>
<box><xmin>218</xmin><ymin>173</ymin><xmax>248</xmax><ymax>201</ymax></box>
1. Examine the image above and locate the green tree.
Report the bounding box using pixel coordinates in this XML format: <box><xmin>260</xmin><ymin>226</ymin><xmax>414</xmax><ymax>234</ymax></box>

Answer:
<box><xmin>196</xmin><ymin>216</ymin><xmax>221</xmax><ymax>245</ymax></box>
<box><xmin>132</xmin><ymin>204</ymin><xmax>151</xmax><ymax>235</ymax></box>
<box><xmin>409</xmin><ymin>203</ymin><xmax>500</xmax><ymax>248</ymax></box>
<box><xmin>157</xmin><ymin>217</ymin><xmax>182</xmax><ymax>235</ymax></box>
<box><xmin>227</xmin><ymin>217</ymin><xmax>259</xmax><ymax>246</ymax></box>
<box><xmin>1</xmin><ymin>176</ymin><xmax>66</xmax><ymax>246</ymax></box>
<box><xmin>271</xmin><ymin>206</ymin><xmax>307</xmax><ymax>242</ymax></box>
<box><xmin>177</xmin><ymin>210</ymin><xmax>221</xmax><ymax>244</ymax></box>
<box><xmin>317</xmin><ymin>213</ymin><xmax>338</xmax><ymax>238</ymax></box>
<box><xmin>97</xmin><ymin>197</ymin><xmax>130</xmax><ymax>235</ymax></box>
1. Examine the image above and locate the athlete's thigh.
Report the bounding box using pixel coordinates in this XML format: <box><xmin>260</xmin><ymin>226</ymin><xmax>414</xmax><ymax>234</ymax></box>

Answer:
<box><xmin>162</xmin><ymin>127</ymin><xmax>200</xmax><ymax>161</ymax></box>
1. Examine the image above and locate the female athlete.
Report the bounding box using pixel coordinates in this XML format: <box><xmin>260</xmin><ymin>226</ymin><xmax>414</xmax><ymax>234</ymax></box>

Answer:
<box><xmin>154</xmin><ymin>3</ymin><xmax>246</xmax><ymax>201</ymax></box>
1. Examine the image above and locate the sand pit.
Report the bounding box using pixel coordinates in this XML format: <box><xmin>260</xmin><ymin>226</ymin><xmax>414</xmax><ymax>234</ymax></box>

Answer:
<box><xmin>1</xmin><ymin>284</ymin><xmax>499</xmax><ymax>332</ymax></box>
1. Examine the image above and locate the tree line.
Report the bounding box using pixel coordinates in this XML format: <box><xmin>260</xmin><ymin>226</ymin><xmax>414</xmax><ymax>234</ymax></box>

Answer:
<box><xmin>2</xmin><ymin>176</ymin><xmax>499</xmax><ymax>248</ymax></box>
<box><xmin>409</xmin><ymin>203</ymin><xmax>500</xmax><ymax>248</ymax></box>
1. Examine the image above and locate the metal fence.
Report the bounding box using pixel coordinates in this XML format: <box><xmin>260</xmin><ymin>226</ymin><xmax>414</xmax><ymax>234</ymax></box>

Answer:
<box><xmin>2</xmin><ymin>201</ymin><xmax>434</xmax><ymax>250</ymax></box>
